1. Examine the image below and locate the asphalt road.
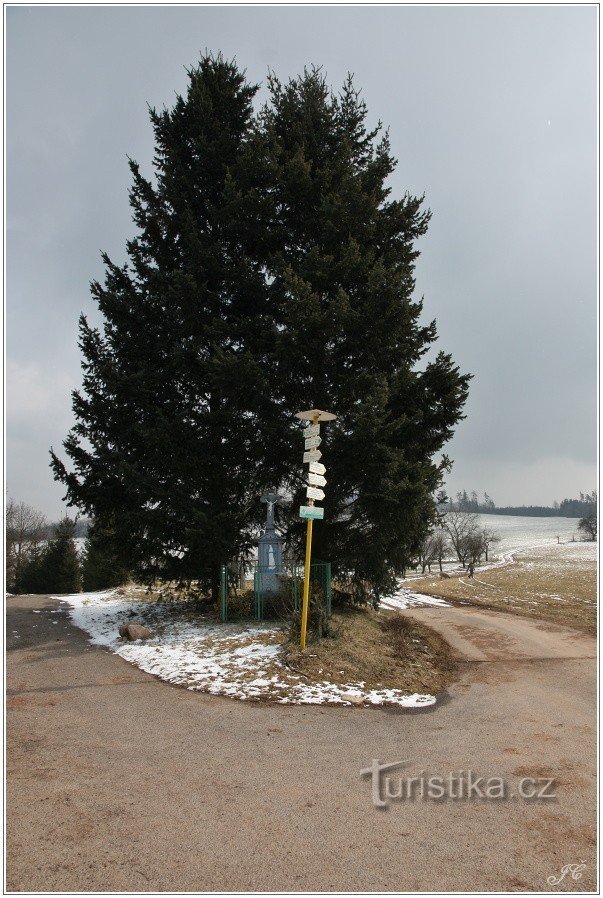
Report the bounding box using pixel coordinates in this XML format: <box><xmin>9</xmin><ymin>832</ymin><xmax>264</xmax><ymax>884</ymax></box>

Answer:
<box><xmin>6</xmin><ymin>594</ymin><xmax>597</xmax><ymax>892</ymax></box>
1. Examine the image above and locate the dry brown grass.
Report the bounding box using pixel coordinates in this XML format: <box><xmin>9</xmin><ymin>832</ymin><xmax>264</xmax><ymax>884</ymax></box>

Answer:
<box><xmin>284</xmin><ymin>606</ymin><xmax>456</xmax><ymax>695</ymax></box>
<box><xmin>409</xmin><ymin>544</ymin><xmax>597</xmax><ymax>634</ymax></box>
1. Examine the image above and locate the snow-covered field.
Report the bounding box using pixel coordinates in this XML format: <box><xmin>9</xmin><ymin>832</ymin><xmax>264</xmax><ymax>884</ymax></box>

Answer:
<box><xmin>56</xmin><ymin>590</ymin><xmax>435</xmax><ymax>709</ymax></box>
<box><xmin>473</xmin><ymin>513</ymin><xmax>582</xmax><ymax>553</ymax></box>
<box><xmin>386</xmin><ymin>514</ymin><xmax>594</xmax><ymax>607</ymax></box>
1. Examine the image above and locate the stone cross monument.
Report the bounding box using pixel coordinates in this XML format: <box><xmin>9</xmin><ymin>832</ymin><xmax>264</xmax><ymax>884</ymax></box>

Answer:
<box><xmin>258</xmin><ymin>491</ymin><xmax>284</xmax><ymax>594</ymax></box>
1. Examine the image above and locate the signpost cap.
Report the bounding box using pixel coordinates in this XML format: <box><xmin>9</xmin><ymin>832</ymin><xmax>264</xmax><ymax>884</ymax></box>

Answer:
<box><xmin>295</xmin><ymin>408</ymin><xmax>337</xmax><ymax>422</ymax></box>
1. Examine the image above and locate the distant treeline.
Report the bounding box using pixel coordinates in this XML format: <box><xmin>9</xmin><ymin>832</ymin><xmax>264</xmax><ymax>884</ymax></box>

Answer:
<box><xmin>440</xmin><ymin>490</ymin><xmax>597</xmax><ymax>519</ymax></box>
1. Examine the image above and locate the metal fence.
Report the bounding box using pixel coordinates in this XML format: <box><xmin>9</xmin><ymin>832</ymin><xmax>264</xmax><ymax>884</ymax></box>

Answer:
<box><xmin>219</xmin><ymin>560</ymin><xmax>332</xmax><ymax>622</ymax></box>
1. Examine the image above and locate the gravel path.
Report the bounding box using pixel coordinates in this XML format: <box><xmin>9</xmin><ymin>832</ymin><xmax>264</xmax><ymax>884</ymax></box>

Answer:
<box><xmin>7</xmin><ymin>593</ymin><xmax>596</xmax><ymax>892</ymax></box>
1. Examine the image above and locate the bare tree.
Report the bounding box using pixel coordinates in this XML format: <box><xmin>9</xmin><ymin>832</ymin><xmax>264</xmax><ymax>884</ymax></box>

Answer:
<box><xmin>464</xmin><ymin>531</ymin><xmax>485</xmax><ymax>569</ymax></box>
<box><xmin>578</xmin><ymin>514</ymin><xmax>597</xmax><ymax>541</ymax></box>
<box><xmin>480</xmin><ymin>527</ymin><xmax>500</xmax><ymax>562</ymax></box>
<box><xmin>6</xmin><ymin>499</ymin><xmax>47</xmax><ymax>591</ymax></box>
<box><xmin>417</xmin><ymin>533</ymin><xmax>439</xmax><ymax>574</ymax></box>
<box><xmin>443</xmin><ymin>510</ymin><xmax>481</xmax><ymax>568</ymax></box>
<box><xmin>430</xmin><ymin>528</ymin><xmax>448</xmax><ymax>572</ymax></box>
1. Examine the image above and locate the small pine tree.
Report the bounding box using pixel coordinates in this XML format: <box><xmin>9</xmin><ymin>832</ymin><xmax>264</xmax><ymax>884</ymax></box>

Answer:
<box><xmin>37</xmin><ymin>518</ymin><xmax>82</xmax><ymax>594</ymax></box>
<box><xmin>15</xmin><ymin>550</ymin><xmax>46</xmax><ymax>594</ymax></box>
<box><xmin>82</xmin><ymin>518</ymin><xmax>130</xmax><ymax>590</ymax></box>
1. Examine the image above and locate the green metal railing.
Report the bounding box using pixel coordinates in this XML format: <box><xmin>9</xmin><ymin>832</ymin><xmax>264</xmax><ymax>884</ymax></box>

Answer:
<box><xmin>291</xmin><ymin>560</ymin><xmax>331</xmax><ymax>615</ymax></box>
<box><xmin>219</xmin><ymin>563</ymin><xmax>228</xmax><ymax>622</ymax></box>
<box><xmin>254</xmin><ymin>568</ymin><xmax>264</xmax><ymax>621</ymax></box>
<box><xmin>220</xmin><ymin>560</ymin><xmax>331</xmax><ymax>622</ymax></box>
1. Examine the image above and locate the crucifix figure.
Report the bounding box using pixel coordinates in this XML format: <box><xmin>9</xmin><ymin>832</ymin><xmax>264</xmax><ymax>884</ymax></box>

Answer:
<box><xmin>261</xmin><ymin>492</ymin><xmax>283</xmax><ymax>533</ymax></box>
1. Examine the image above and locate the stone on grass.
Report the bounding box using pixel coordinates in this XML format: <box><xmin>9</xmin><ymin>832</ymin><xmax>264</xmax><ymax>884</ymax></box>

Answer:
<box><xmin>119</xmin><ymin>622</ymin><xmax>151</xmax><ymax>641</ymax></box>
<box><xmin>342</xmin><ymin>693</ymin><xmax>364</xmax><ymax>705</ymax></box>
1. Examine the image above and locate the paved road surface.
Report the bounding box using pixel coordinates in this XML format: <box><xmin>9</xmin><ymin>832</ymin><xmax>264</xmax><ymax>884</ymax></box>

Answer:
<box><xmin>7</xmin><ymin>594</ymin><xmax>596</xmax><ymax>892</ymax></box>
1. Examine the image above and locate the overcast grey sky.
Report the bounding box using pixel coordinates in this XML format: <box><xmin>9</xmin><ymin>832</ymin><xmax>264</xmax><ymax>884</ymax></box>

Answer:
<box><xmin>6</xmin><ymin>4</ymin><xmax>597</xmax><ymax>519</ymax></box>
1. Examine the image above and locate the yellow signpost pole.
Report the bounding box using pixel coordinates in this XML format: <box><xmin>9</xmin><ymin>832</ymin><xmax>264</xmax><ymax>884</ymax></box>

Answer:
<box><xmin>296</xmin><ymin>407</ymin><xmax>336</xmax><ymax>651</ymax></box>
<box><xmin>300</xmin><ymin>516</ymin><xmax>313</xmax><ymax>650</ymax></box>
<box><xmin>299</xmin><ymin>414</ymin><xmax>319</xmax><ymax>650</ymax></box>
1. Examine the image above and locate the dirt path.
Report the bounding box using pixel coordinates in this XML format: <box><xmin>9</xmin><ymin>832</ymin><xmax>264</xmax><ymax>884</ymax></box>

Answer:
<box><xmin>402</xmin><ymin>605</ymin><xmax>596</xmax><ymax>662</ymax></box>
<box><xmin>7</xmin><ymin>594</ymin><xmax>596</xmax><ymax>892</ymax></box>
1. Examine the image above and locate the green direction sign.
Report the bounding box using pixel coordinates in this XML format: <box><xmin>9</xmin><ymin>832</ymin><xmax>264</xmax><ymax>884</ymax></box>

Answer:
<box><xmin>299</xmin><ymin>505</ymin><xmax>324</xmax><ymax>520</ymax></box>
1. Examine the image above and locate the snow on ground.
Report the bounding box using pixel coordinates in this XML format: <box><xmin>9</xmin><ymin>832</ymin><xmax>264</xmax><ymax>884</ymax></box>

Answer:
<box><xmin>381</xmin><ymin>589</ymin><xmax>449</xmax><ymax>612</ymax></box>
<box><xmin>401</xmin><ymin>517</ymin><xmax>591</xmax><ymax>583</ymax></box>
<box><xmin>471</xmin><ymin>514</ymin><xmax>581</xmax><ymax>553</ymax></box>
<box><xmin>384</xmin><ymin>520</ymin><xmax>595</xmax><ymax>607</ymax></box>
<box><xmin>473</xmin><ymin>535</ymin><xmax>596</xmax><ymax>585</ymax></box>
<box><xmin>54</xmin><ymin>519</ymin><xmax>593</xmax><ymax>710</ymax></box>
<box><xmin>56</xmin><ymin>590</ymin><xmax>435</xmax><ymax>709</ymax></box>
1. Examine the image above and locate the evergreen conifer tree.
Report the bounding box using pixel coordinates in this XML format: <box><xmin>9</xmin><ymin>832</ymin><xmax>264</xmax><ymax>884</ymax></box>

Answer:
<box><xmin>19</xmin><ymin>518</ymin><xmax>82</xmax><ymax>594</ymax></box>
<box><xmin>82</xmin><ymin>518</ymin><xmax>131</xmax><ymax>591</ymax></box>
<box><xmin>51</xmin><ymin>55</ymin><xmax>277</xmax><ymax>597</ymax></box>
<box><xmin>256</xmin><ymin>69</ymin><xmax>471</xmax><ymax>599</ymax></box>
<box><xmin>52</xmin><ymin>58</ymin><xmax>470</xmax><ymax>604</ymax></box>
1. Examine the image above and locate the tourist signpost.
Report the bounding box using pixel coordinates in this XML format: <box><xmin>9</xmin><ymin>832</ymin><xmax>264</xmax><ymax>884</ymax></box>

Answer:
<box><xmin>295</xmin><ymin>408</ymin><xmax>337</xmax><ymax>649</ymax></box>
<box><xmin>308</xmin><ymin>472</ymin><xmax>327</xmax><ymax>487</ymax></box>
<box><xmin>299</xmin><ymin>505</ymin><xmax>324</xmax><ymax>520</ymax></box>
<box><xmin>306</xmin><ymin>486</ymin><xmax>325</xmax><ymax>501</ymax></box>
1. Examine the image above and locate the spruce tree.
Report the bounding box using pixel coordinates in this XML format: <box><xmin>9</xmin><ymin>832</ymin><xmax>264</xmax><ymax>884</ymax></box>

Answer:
<box><xmin>256</xmin><ymin>69</ymin><xmax>471</xmax><ymax>600</ymax></box>
<box><xmin>82</xmin><ymin>518</ymin><xmax>131</xmax><ymax>591</ymax></box>
<box><xmin>52</xmin><ymin>59</ymin><xmax>470</xmax><ymax>605</ymax></box>
<box><xmin>19</xmin><ymin>518</ymin><xmax>82</xmax><ymax>594</ymax></box>
<box><xmin>51</xmin><ymin>55</ymin><xmax>277</xmax><ymax>597</ymax></box>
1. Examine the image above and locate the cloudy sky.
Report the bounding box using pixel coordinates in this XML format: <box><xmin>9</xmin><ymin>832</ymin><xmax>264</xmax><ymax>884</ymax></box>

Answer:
<box><xmin>7</xmin><ymin>4</ymin><xmax>597</xmax><ymax>519</ymax></box>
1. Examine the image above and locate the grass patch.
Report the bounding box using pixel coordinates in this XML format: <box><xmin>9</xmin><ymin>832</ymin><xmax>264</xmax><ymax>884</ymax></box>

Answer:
<box><xmin>284</xmin><ymin>606</ymin><xmax>456</xmax><ymax>695</ymax></box>
<box><xmin>409</xmin><ymin>544</ymin><xmax>596</xmax><ymax>634</ymax></box>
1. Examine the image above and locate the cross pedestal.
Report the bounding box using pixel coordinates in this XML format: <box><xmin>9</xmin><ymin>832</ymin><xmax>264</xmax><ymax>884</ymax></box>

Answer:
<box><xmin>258</xmin><ymin>492</ymin><xmax>284</xmax><ymax>595</ymax></box>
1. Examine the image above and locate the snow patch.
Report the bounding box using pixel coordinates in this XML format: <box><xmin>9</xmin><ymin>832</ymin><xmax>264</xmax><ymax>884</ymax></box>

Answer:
<box><xmin>381</xmin><ymin>588</ymin><xmax>449</xmax><ymax>612</ymax></box>
<box><xmin>55</xmin><ymin>590</ymin><xmax>436</xmax><ymax>709</ymax></box>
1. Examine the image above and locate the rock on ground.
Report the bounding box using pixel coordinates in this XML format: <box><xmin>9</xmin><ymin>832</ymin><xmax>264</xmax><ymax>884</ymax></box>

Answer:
<box><xmin>118</xmin><ymin>622</ymin><xmax>151</xmax><ymax>641</ymax></box>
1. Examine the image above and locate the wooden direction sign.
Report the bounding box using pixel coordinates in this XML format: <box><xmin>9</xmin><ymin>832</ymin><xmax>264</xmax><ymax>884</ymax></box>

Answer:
<box><xmin>306</xmin><ymin>486</ymin><xmax>325</xmax><ymax>501</ymax></box>
<box><xmin>295</xmin><ymin>407</ymin><xmax>336</xmax><ymax>651</ymax></box>
<box><xmin>303</xmin><ymin>423</ymin><xmax>320</xmax><ymax>438</ymax></box>
<box><xmin>299</xmin><ymin>505</ymin><xmax>324</xmax><ymax>520</ymax></box>
<box><xmin>295</xmin><ymin>409</ymin><xmax>337</xmax><ymax>422</ymax></box>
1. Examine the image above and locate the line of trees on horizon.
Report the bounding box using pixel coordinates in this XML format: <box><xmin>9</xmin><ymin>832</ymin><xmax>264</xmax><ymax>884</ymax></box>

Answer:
<box><xmin>437</xmin><ymin>489</ymin><xmax>597</xmax><ymax>519</ymax></box>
